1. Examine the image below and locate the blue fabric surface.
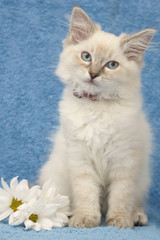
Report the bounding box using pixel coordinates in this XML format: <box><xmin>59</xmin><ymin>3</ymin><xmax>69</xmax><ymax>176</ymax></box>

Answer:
<box><xmin>0</xmin><ymin>0</ymin><xmax>160</xmax><ymax>239</ymax></box>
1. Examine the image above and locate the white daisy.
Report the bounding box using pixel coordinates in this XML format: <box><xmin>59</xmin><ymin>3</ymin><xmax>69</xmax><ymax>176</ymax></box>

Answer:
<box><xmin>40</xmin><ymin>179</ymin><xmax>71</xmax><ymax>227</ymax></box>
<box><xmin>0</xmin><ymin>177</ymin><xmax>40</xmax><ymax>222</ymax></box>
<box><xmin>9</xmin><ymin>197</ymin><xmax>58</xmax><ymax>231</ymax></box>
<box><xmin>1</xmin><ymin>178</ymin><xmax>71</xmax><ymax>230</ymax></box>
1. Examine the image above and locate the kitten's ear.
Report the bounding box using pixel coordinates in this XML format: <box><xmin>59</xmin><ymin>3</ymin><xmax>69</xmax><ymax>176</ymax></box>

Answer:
<box><xmin>67</xmin><ymin>7</ymin><xmax>100</xmax><ymax>44</ymax></box>
<box><xmin>120</xmin><ymin>29</ymin><xmax>156</xmax><ymax>62</ymax></box>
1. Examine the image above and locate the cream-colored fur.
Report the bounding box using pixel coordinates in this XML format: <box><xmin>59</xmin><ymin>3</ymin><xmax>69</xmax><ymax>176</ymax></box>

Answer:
<box><xmin>39</xmin><ymin>7</ymin><xmax>155</xmax><ymax>228</ymax></box>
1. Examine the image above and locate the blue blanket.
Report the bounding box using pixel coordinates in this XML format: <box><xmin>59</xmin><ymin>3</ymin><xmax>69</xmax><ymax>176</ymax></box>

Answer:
<box><xmin>0</xmin><ymin>0</ymin><xmax>160</xmax><ymax>239</ymax></box>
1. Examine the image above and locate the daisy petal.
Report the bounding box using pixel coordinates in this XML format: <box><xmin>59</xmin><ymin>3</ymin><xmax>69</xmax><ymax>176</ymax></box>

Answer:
<box><xmin>34</xmin><ymin>200</ymin><xmax>46</xmax><ymax>215</ymax></box>
<box><xmin>51</xmin><ymin>219</ymin><xmax>65</xmax><ymax>227</ymax></box>
<box><xmin>54</xmin><ymin>195</ymin><xmax>70</xmax><ymax>207</ymax></box>
<box><xmin>24</xmin><ymin>219</ymin><xmax>34</xmax><ymax>229</ymax></box>
<box><xmin>41</xmin><ymin>180</ymin><xmax>58</xmax><ymax>203</ymax></box>
<box><xmin>0</xmin><ymin>195</ymin><xmax>10</xmax><ymax>203</ymax></box>
<box><xmin>0</xmin><ymin>188</ymin><xmax>10</xmax><ymax>196</ymax></box>
<box><xmin>42</xmin><ymin>179</ymin><xmax>56</xmax><ymax>192</ymax></box>
<box><xmin>10</xmin><ymin>176</ymin><xmax>18</xmax><ymax>195</ymax></box>
<box><xmin>9</xmin><ymin>210</ymin><xmax>24</xmax><ymax>225</ymax></box>
<box><xmin>57</xmin><ymin>206</ymin><xmax>71</xmax><ymax>216</ymax></box>
<box><xmin>15</xmin><ymin>179</ymin><xmax>29</xmax><ymax>201</ymax></box>
<box><xmin>56</xmin><ymin>212</ymin><xmax>69</xmax><ymax>222</ymax></box>
<box><xmin>32</xmin><ymin>222</ymin><xmax>41</xmax><ymax>231</ymax></box>
<box><xmin>1</xmin><ymin>178</ymin><xmax>10</xmax><ymax>193</ymax></box>
<box><xmin>41</xmin><ymin>204</ymin><xmax>57</xmax><ymax>217</ymax></box>
<box><xmin>38</xmin><ymin>217</ymin><xmax>53</xmax><ymax>230</ymax></box>
<box><xmin>0</xmin><ymin>192</ymin><xmax>12</xmax><ymax>212</ymax></box>
<box><xmin>24</xmin><ymin>220</ymin><xmax>41</xmax><ymax>231</ymax></box>
<box><xmin>27</xmin><ymin>186</ymin><xmax>41</xmax><ymax>201</ymax></box>
<box><xmin>0</xmin><ymin>208</ymin><xmax>13</xmax><ymax>221</ymax></box>
<box><xmin>0</xmin><ymin>201</ymin><xmax>11</xmax><ymax>212</ymax></box>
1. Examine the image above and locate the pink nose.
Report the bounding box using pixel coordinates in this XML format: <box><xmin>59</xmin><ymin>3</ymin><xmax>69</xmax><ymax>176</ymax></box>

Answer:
<box><xmin>89</xmin><ymin>72</ymin><xmax>99</xmax><ymax>79</ymax></box>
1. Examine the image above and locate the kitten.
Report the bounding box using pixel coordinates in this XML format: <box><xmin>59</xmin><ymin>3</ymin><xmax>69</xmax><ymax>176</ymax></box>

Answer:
<box><xmin>39</xmin><ymin>7</ymin><xmax>156</xmax><ymax>228</ymax></box>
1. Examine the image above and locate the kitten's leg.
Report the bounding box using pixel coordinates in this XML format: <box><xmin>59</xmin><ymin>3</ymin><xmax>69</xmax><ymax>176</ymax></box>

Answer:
<box><xmin>39</xmin><ymin>130</ymin><xmax>71</xmax><ymax>196</ymax></box>
<box><xmin>68</xmin><ymin>173</ymin><xmax>101</xmax><ymax>228</ymax></box>
<box><xmin>105</xmin><ymin>178</ymin><xmax>135</xmax><ymax>228</ymax></box>
<box><xmin>133</xmin><ymin>163</ymin><xmax>149</xmax><ymax>226</ymax></box>
<box><xmin>65</xmin><ymin>140</ymin><xmax>101</xmax><ymax>228</ymax></box>
<box><xmin>105</xmin><ymin>167</ymin><xmax>137</xmax><ymax>228</ymax></box>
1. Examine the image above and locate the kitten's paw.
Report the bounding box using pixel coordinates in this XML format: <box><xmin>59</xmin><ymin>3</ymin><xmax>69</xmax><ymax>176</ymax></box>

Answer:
<box><xmin>105</xmin><ymin>215</ymin><xmax>133</xmax><ymax>229</ymax></box>
<box><xmin>69</xmin><ymin>214</ymin><xmax>100</xmax><ymax>228</ymax></box>
<box><xmin>133</xmin><ymin>209</ymin><xmax>148</xmax><ymax>226</ymax></box>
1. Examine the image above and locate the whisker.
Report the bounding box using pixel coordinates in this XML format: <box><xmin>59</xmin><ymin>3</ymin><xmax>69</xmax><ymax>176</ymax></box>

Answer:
<box><xmin>147</xmin><ymin>48</ymin><xmax>160</xmax><ymax>52</ymax></box>
<box><xmin>34</xmin><ymin>65</ymin><xmax>58</xmax><ymax>72</ymax></box>
<box><xmin>64</xmin><ymin>13</ymin><xmax>71</xmax><ymax>22</ymax></box>
<box><xmin>71</xmin><ymin>26</ymin><xmax>87</xmax><ymax>36</ymax></box>
<box><xmin>147</xmin><ymin>42</ymin><xmax>160</xmax><ymax>52</ymax></box>
<box><xmin>59</xmin><ymin>20</ymin><xmax>70</xmax><ymax>28</ymax></box>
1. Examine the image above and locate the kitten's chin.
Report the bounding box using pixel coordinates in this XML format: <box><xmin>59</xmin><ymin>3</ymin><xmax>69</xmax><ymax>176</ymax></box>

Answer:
<box><xmin>81</xmin><ymin>80</ymin><xmax>101</xmax><ymax>94</ymax></box>
<box><xmin>87</xmin><ymin>80</ymin><xmax>97</xmax><ymax>86</ymax></box>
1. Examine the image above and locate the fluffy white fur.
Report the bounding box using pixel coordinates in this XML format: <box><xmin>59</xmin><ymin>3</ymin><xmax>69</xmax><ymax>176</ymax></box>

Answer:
<box><xmin>39</xmin><ymin>7</ymin><xmax>155</xmax><ymax>228</ymax></box>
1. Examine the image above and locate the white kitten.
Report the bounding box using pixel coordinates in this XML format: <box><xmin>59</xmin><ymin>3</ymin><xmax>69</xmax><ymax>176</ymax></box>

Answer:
<box><xmin>39</xmin><ymin>7</ymin><xmax>155</xmax><ymax>228</ymax></box>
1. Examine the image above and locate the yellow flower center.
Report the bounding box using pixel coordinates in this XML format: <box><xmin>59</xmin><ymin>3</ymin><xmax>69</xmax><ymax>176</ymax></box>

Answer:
<box><xmin>29</xmin><ymin>214</ymin><xmax>38</xmax><ymax>223</ymax></box>
<box><xmin>10</xmin><ymin>198</ymin><xmax>23</xmax><ymax>212</ymax></box>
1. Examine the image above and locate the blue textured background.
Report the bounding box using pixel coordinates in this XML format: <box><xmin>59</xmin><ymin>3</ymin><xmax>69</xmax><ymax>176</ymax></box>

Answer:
<box><xmin>0</xmin><ymin>0</ymin><xmax>160</xmax><ymax>239</ymax></box>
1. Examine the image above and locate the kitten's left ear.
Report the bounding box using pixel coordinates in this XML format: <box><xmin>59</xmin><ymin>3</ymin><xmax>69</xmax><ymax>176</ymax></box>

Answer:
<box><xmin>65</xmin><ymin>7</ymin><xmax>100</xmax><ymax>45</ymax></box>
<box><xmin>120</xmin><ymin>29</ymin><xmax>156</xmax><ymax>62</ymax></box>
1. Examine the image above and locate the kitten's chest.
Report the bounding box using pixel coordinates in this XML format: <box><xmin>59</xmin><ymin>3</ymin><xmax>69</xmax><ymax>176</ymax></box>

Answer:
<box><xmin>75</xmin><ymin>112</ymin><xmax>115</xmax><ymax>146</ymax></box>
<box><xmin>61</xmin><ymin>99</ymin><xmax>123</xmax><ymax>152</ymax></box>
<box><xmin>64</xmin><ymin>103</ymin><xmax>122</xmax><ymax>177</ymax></box>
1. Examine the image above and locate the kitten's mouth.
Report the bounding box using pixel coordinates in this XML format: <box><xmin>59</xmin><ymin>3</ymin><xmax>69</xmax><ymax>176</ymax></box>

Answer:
<box><xmin>88</xmin><ymin>79</ymin><xmax>95</xmax><ymax>84</ymax></box>
<box><xmin>73</xmin><ymin>90</ymin><xmax>98</xmax><ymax>101</ymax></box>
<box><xmin>86</xmin><ymin>79</ymin><xmax>97</xmax><ymax>86</ymax></box>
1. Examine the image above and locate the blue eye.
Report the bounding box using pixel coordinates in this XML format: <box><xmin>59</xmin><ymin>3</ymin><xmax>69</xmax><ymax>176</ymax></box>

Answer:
<box><xmin>81</xmin><ymin>52</ymin><xmax>92</xmax><ymax>62</ymax></box>
<box><xmin>106</xmin><ymin>61</ymin><xmax>119</xmax><ymax>69</ymax></box>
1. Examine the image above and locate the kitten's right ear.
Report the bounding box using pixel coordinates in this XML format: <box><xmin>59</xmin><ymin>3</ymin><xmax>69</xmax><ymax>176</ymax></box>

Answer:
<box><xmin>64</xmin><ymin>7</ymin><xmax>100</xmax><ymax>45</ymax></box>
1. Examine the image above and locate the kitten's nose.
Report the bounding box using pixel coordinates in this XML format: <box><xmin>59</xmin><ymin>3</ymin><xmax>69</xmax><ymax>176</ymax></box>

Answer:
<box><xmin>89</xmin><ymin>72</ymin><xmax>99</xmax><ymax>79</ymax></box>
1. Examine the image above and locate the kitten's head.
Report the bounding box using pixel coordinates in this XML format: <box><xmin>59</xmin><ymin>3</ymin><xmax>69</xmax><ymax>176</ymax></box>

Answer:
<box><xmin>56</xmin><ymin>7</ymin><xmax>155</xmax><ymax>101</ymax></box>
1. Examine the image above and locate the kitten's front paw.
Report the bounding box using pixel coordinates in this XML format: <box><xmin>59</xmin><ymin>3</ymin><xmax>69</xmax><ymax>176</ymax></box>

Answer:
<box><xmin>133</xmin><ymin>209</ymin><xmax>148</xmax><ymax>226</ymax></box>
<box><xmin>105</xmin><ymin>215</ymin><xmax>133</xmax><ymax>229</ymax></box>
<box><xmin>69</xmin><ymin>214</ymin><xmax>100</xmax><ymax>228</ymax></box>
